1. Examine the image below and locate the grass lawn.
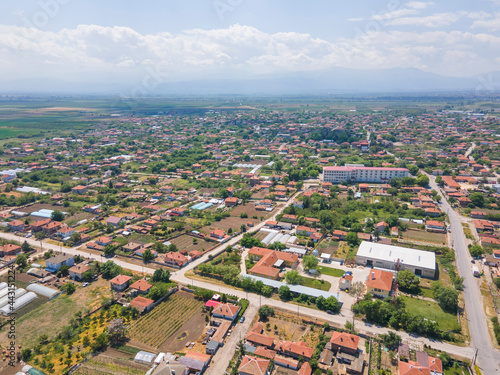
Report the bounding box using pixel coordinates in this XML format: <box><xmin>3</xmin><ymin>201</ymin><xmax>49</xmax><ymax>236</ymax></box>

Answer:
<box><xmin>419</xmin><ymin>287</ymin><xmax>435</xmax><ymax>299</ymax></box>
<box><xmin>301</xmin><ymin>276</ymin><xmax>331</xmax><ymax>291</ymax></box>
<box><xmin>443</xmin><ymin>366</ymin><xmax>469</xmax><ymax>375</ymax></box>
<box><xmin>317</xmin><ymin>266</ymin><xmax>345</xmax><ymax>277</ymax></box>
<box><xmin>400</xmin><ymin>296</ymin><xmax>459</xmax><ymax>331</ymax></box>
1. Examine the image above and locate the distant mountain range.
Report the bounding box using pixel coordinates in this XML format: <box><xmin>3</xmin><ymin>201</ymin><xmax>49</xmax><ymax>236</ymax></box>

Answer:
<box><xmin>2</xmin><ymin>68</ymin><xmax>499</xmax><ymax>95</ymax></box>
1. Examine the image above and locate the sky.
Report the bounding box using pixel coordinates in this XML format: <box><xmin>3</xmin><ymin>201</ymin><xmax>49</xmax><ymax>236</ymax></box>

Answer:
<box><xmin>1</xmin><ymin>0</ymin><xmax>500</xmax><ymax>92</ymax></box>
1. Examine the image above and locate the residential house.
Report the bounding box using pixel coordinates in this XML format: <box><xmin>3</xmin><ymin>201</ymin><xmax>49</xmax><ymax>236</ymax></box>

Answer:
<box><xmin>366</xmin><ymin>269</ymin><xmax>393</xmax><ymax>298</ymax></box>
<box><xmin>71</xmin><ymin>185</ymin><xmax>87</xmax><ymax>194</ymax></box>
<box><xmin>210</xmin><ymin>229</ymin><xmax>227</xmax><ymax>240</ymax></box>
<box><xmin>1</xmin><ymin>244</ymin><xmax>22</xmax><ymax>257</ymax></box>
<box><xmin>58</xmin><ymin>226</ymin><xmax>75</xmax><ymax>240</ymax></box>
<box><xmin>106</xmin><ymin>216</ymin><xmax>123</xmax><ymax>227</ymax></box>
<box><xmin>68</xmin><ymin>264</ymin><xmax>90</xmax><ymax>280</ymax></box>
<box><xmin>331</xmin><ymin>230</ymin><xmax>347</xmax><ymax>241</ymax></box>
<box><xmin>179</xmin><ymin>352</ymin><xmax>211</xmax><ymax>374</ymax></box>
<box><xmin>275</xmin><ymin>341</ymin><xmax>314</xmax><ymax>360</ymax></box>
<box><xmin>426</xmin><ymin>220</ymin><xmax>446</xmax><ymax>233</ymax></box>
<box><xmin>130</xmin><ymin>296</ymin><xmax>155</xmax><ymax>313</ymax></box>
<box><xmin>8</xmin><ymin>220</ymin><xmax>25</xmax><ymax>232</ymax></box>
<box><xmin>164</xmin><ymin>252</ymin><xmax>189</xmax><ymax>268</ymax></box>
<box><xmin>295</xmin><ymin>226</ymin><xmax>317</xmax><ymax>236</ymax></box>
<box><xmin>212</xmin><ymin>303</ymin><xmax>241</xmax><ymax>322</ymax></box>
<box><xmin>96</xmin><ymin>236</ymin><xmax>113</xmax><ymax>247</ymax></box>
<box><xmin>238</xmin><ymin>355</ymin><xmax>270</xmax><ymax>375</ymax></box>
<box><xmin>31</xmin><ymin>218</ymin><xmax>52</xmax><ymax>232</ymax></box>
<box><xmin>330</xmin><ymin>332</ymin><xmax>360</xmax><ymax>356</ymax></box>
<box><xmin>109</xmin><ymin>274</ymin><xmax>132</xmax><ymax>292</ymax></box>
<box><xmin>225</xmin><ymin>197</ymin><xmax>239</xmax><ymax>206</ymax></box>
<box><xmin>129</xmin><ymin>279</ymin><xmax>153</xmax><ymax>295</ymax></box>
<box><xmin>248</xmin><ymin>247</ymin><xmax>299</xmax><ymax>280</ymax></box>
<box><xmin>45</xmin><ymin>254</ymin><xmax>74</xmax><ymax>272</ymax></box>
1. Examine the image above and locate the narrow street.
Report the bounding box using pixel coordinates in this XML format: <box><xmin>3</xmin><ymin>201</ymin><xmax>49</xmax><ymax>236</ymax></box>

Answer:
<box><xmin>427</xmin><ymin>173</ymin><xmax>500</xmax><ymax>373</ymax></box>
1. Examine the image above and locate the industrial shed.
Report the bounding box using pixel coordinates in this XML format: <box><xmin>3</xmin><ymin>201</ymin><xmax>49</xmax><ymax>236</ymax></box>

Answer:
<box><xmin>0</xmin><ymin>292</ymin><xmax>37</xmax><ymax>316</ymax></box>
<box><xmin>356</xmin><ymin>241</ymin><xmax>436</xmax><ymax>279</ymax></box>
<box><xmin>27</xmin><ymin>284</ymin><xmax>61</xmax><ymax>299</ymax></box>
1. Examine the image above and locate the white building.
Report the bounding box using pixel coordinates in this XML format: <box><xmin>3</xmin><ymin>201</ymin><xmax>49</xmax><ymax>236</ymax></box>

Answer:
<box><xmin>323</xmin><ymin>166</ymin><xmax>409</xmax><ymax>183</ymax></box>
<box><xmin>356</xmin><ymin>241</ymin><xmax>436</xmax><ymax>279</ymax></box>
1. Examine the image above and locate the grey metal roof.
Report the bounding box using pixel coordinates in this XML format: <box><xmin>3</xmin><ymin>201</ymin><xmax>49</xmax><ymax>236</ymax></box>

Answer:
<box><xmin>357</xmin><ymin>241</ymin><xmax>436</xmax><ymax>270</ymax></box>
<box><xmin>178</xmin><ymin>356</ymin><xmax>205</xmax><ymax>371</ymax></box>
<box><xmin>243</xmin><ymin>274</ymin><xmax>341</xmax><ymax>301</ymax></box>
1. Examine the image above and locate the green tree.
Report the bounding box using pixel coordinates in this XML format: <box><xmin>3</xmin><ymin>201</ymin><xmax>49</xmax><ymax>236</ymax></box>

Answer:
<box><xmin>261</xmin><ymin>285</ymin><xmax>274</xmax><ymax>297</ymax></box>
<box><xmin>142</xmin><ymin>249</ymin><xmax>155</xmax><ymax>262</ymax></box>
<box><xmin>469</xmin><ymin>192</ymin><xmax>485</xmax><ymax>208</ymax></box>
<box><xmin>397</xmin><ymin>270</ymin><xmax>420</xmax><ymax>294</ymax></box>
<box><xmin>415</xmin><ymin>175</ymin><xmax>429</xmax><ymax>187</ymax></box>
<box><xmin>278</xmin><ymin>285</ymin><xmax>292</xmax><ymax>300</ymax></box>
<box><xmin>51</xmin><ymin>210</ymin><xmax>65</xmax><ymax>222</ymax></box>
<box><xmin>100</xmin><ymin>260</ymin><xmax>123</xmax><ymax>279</ymax></box>
<box><xmin>21</xmin><ymin>240</ymin><xmax>32</xmax><ymax>253</ymax></box>
<box><xmin>152</xmin><ymin>268</ymin><xmax>170</xmax><ymax>283</ymax></box>
<box><xmin>285</xmin><ymin>270</ymin><xmax>303</xmax><ymax>285</ymax></box>
<box><xmin>469</xmin><ymin>245</ymin><xmax>483</xmax><ymax>258</ymax></box>
<box><xmin>69</xmin><ymin>232</ymin><xmax>82</xmax><ymax>244</ymax></box>
<box><xmin>107</xmin><ymin>318</ymin><xmax>128</xmax><ymax>347</ymax></box>
<box><xmin>57</xmin><ymin>265</ymin><xmax>70</xmax><ymax>277</ymax></box>
<box><xmin>16</xmin><ymin>253</ymin><xmax>28</xmax><ymax>268</ymax></box>
<box><xmin>91</xmin><ymin>333</ymin><xmax>108</xmax><ymax>352</ymax></box>
<box><xmin>104</xmin><ymin>244</ymin><xmax>116</xmax><ymax>257</ymax></box>
<box><xmin>346</xmin><ymin>232</ymin><xmax>359</xmax><ymax>246</ymax></box>
<box><xmin>381</xmin><ymin>331</ymin><xmax>401</xmax><ymax>350</ymax></box>
<box><xmin>302</xmin><ymin>255</ymin><xmax>319</xmax><ymax>271</ymax></box>
<box><xmin>258</xmin><ymin>305</ymin><xmax>274</xmax><ymax>321</ymax></box>
<box><xmin>62</xmin><ymin>282</ymin><xmax>76</xmax><ymax>295</ymax></box>
<box><xmin>432</xmin><ymin>282</ymin><xmax>459</xmax><ymax>312</ymax></box>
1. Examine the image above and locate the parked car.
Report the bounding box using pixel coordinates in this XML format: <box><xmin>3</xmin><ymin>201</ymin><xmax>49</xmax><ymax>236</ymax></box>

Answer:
<box><xmin>326</xmin><ymin>310</ymin><xmax>334</xmax><ymax>315</ymax></box>
<box><xmin>82</xmin><ymin>282</ymin><xmax>89</xmax><ymax>287</ymax></box>
<box><xmin>240</xmin><ymin>316</ymin><xmax>245</xmax><ymax>323</ymax></box>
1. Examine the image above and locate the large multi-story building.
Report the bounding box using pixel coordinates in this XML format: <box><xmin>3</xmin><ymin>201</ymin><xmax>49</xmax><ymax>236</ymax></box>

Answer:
<box><xmin>322</xmin><ymin>165</ymin><xmax>409</xmax><ymax>183</ymax></box>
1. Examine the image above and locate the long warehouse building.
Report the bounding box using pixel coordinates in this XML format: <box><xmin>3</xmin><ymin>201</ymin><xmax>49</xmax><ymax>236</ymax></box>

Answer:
<box><xmin>356</xmin><ymin>241</ymin><xmax>436</xmax><ymax>279</ymax></box>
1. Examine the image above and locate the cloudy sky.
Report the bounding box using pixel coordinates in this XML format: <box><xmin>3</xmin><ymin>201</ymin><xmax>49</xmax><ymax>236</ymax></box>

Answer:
<box><xmin>2</xmin><ymin>0</ymin><xmax>500</xmax><ymax>91</ymax></box>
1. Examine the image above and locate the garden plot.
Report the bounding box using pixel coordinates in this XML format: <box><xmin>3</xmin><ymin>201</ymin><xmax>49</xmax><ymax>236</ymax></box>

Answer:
<box><xmin>128</xmin><ymin>292</ymin><xmax>204</xmax><ymax>350</ymax></box>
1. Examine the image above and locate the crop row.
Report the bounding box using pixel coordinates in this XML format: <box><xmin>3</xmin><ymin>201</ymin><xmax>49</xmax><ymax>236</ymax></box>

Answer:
<box><xmin>129</xmin><ymin>295</ymin><xmax>203</xmax><ymax>348</ymax></box>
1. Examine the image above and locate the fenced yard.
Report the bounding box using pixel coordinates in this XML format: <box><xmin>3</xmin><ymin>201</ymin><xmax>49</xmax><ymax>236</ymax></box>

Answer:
<box><xmin>128</xmin><ymin>292</ymin><xmax>204</xmax><ymax>350</ymax></box>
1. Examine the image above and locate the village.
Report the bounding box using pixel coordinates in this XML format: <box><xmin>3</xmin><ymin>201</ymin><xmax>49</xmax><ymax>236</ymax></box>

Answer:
<box><xmin>0</xmin><ymin>106</ymin><xmax>499</xmax><ymax>375</ymax></box>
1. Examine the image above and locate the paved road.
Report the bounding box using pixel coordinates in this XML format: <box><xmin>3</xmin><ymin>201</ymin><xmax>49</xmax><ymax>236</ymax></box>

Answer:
<box><xmin>0</xmin><ymin>187</ymin><xmax>480</xmax><ymax>363</ymax></box>
<box><xmin>465</xmin><ymin>142</ymin><xmax>476</xmax><ymax>159</ymax></box>
<box><xmin>206</xmin><ymin>304</ymin><xmax>258</xmax><ymax>375</ymax></box>
<box><xmin>428</xmin><ymin>173</ymin><xmax>500</xmax><ymax>373</ymax></box>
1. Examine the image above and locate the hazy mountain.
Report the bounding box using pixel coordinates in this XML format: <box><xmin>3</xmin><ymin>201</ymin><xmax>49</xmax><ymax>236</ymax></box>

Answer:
<box><xmin>1</xmin><ymin>68</ymin><xmax>497</xmax><ymax>95</ymax></box>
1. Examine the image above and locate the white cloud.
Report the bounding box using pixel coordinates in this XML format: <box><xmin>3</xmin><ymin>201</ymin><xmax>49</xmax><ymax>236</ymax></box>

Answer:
<box><xmin>472</xmin><ymin>13</ymin><xmax>500</xmax><ymax>30</ymax></box>
<box><xmin>406</xmin><ymin>1</ymin><xmax>435</xmax><ymax>10</ymax></box>
<box><xmin>388</xmin><ymin>12</ymin><xmax>462</xmax><ymax>27</ymax></box>
<box><xmin>0</xmin><ymin>23</ymin><xmax>498</xmax><ymax>81</ymax></box>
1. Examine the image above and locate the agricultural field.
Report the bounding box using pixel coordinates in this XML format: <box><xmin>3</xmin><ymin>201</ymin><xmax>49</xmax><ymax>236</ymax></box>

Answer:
<box><xmin>0</xmin><ymin>277</ymin><xmax>113</xmax><ymax>348</ymax></box>
<box><xmin>316</xmin><ymin>239</ymin><xmax>339</xmax><ymax>256</ymax></box>
<box><xmin>200</xmin><ymin>216</ymin><xmax>249</xmax><ymax>233</ymax></box>
<box><xmin>168</xmin><ymin>234</ymin><xmax>216</xmax><ymax>253</ymax></box>
<box><xmin>230</xmin><ymin>203</ymin><xmax>271</xmax><ymax>220</ymax></box>
<box><xmin>128</xmin><ymin>292</ymin><xmax>205</xmax><ymax>350</ymax></box>
<box><xmin>401</xmin><ymin>228</ymin><xmax>447</xmax><ymax>245</ymax></box>
<box><xmin>73</xmin><ymin>351</ymin><xmax>148</xmax><ymax>375</ymax></box>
